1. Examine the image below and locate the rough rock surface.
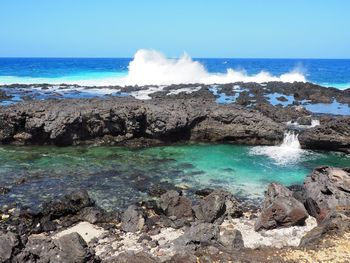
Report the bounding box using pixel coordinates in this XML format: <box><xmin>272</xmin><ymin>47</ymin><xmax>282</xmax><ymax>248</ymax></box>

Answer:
<box><xmin>121</xmin><ymin>205</ymin><xmax>145</xmax><ymax>233</ymax></box>
<box><xmin>0</xmin><ymin>97</ymin><xmax>285</xmax><ymax>146</ymax></box>
<box><xmin>255</xmin><ymin>183</ymin><xmax>308</xmax><ymax>231</ymax></box>
<box><xmin>303</xmin><ymin>166</ymin><xmax>350</xmax><ymax>221</ymax></box>
<box><xmin>299</xmin><ymin>117</ymin><xmax>350</xmax><ymax>153</ymax></box>
<box><xmin>15</xmin><ymin>232</ymin><xmax>98</xmax><ymax>263</ymax></box>
<box><xmin>158</xmin><ymin>190</ymin><xmax>193</xmax><ymax>220</ymax></box>
<box><xmin>193</xmin><ymin>189</ymin><xmax>243</xmax><ymax>224</ymax></box>
<box><xmin>0</xmin><ymin>231</ymin><xmax>20</xmax><ymax>262</ymax></box>
<box><xmin>299</xmin><ymin>212</ymin><xmax>350</xmax><ymax>246</ymax></box>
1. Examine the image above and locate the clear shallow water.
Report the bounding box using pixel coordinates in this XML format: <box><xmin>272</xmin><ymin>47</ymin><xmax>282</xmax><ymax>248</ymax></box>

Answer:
<box><xmin>0</xmin><ymin>144</ymin><xmax>348</xmax><ymax>211</ymax></box>
<box><xmin>0</xmin><ymin>57</ymin><xmax>350</xmax><ymax>88</ymax></box>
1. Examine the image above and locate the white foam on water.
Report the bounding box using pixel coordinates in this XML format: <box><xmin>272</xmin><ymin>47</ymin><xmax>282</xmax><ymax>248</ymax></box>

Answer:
<box><xmin>167</xmin><ymin>86</ymin><xmax>202</xmax><ymax>95</ymax></box>
<box><xmin>286</xmin><ymin>119</ymin><xmax>320</xmax><ymax>128</ymax></box>
<box><xmin>250</xmin><ymin>131</ymin><xmax>305</xmax><ymax>166</ymax></box>
<box><xmin>0</xmin><ymin>49</ymin><xmax>307</xmax><ymax>87</ymax></box>
<box><xmin>129</xmin><ymin>86</ymin><xmax>166</xmax><ymax>100</ymax></box>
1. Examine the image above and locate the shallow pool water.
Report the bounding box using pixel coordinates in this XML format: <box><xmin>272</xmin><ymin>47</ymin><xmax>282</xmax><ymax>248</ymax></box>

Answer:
<box><xmin>0</xmin><ymin>144</ymin><xmax>349</xmax><ymax>211</ymax></box>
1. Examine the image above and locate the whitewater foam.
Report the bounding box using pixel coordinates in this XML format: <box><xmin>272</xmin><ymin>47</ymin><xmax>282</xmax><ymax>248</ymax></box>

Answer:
<box><xmin>0</xmin><ymin>49</ymin><xmax>307</xmax><ymax>86</ymax></box>
<box><xmin>250</xmin><ymin>131</ymin><xmax>305</xmax><ymax>166</ymax></box>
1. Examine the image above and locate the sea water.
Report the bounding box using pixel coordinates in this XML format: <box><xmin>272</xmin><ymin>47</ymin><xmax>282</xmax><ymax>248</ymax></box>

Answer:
<box><xmin>0</xmin><ymin>50</ymin><xmax>350</xmax><ymax>88</ymax></box>
<box><xmin>0</xmin><ymin>142</ymin><xmax>349</xmax><ymax>211</ymax></box>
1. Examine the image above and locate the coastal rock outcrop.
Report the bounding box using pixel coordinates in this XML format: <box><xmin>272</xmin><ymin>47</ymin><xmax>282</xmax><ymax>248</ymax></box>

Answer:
<box><xmin>255</xmin><ymin>183</ymin><xmax>309</xmax><ymax>231</ymax></box>
<box><xmin>299</xmin><ymin>117</ymin><xmax>350</xmax><ymax>153</ymax></box>
<box><xmin>0</xmin><ymin>97</ymin><xmax>285</xmax><ymax>146</ymax></box>
<box><xmin>303</xmin><ymin>166</ymin><xmax>350</xmax><ymax>222</ymax></box>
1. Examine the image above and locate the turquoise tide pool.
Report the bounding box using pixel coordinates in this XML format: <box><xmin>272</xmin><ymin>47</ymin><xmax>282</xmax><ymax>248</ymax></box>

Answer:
<box><xmin>0</xmin><ymin>144</ymin><xmax>348</xmax><ymax>211</ymax></box>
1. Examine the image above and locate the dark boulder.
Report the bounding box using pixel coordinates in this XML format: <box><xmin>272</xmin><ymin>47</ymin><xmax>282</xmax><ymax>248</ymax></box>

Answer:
<box><xmin>158</xmin><ymin>190</ymin><xmax>193</xmax><ymax>220</ymax></box>
<box><xmin>16</xmin><ymin>232</ymin><xmax>98</xmax><ymax>263</ymax></box>
<box><xmin>121</xmin><ymin>205</ymin><xmax>145</xmax><ymax>233</ymax></box>
<box><xmin>78</xmin><ymin>206</ymin><xmax>110</xmax><ymax>224</ymax></box>
<box><xmin>54</xmin><ymin>232</ymin><xmax>97</xmax><ymax>263</ymax></box>
<box><xmin>42</xmin><ymin>190</ymin><xmax>94</xmax><ymax>219</ymax></box>
<box><xmin>193</xmin><ymin>190</ymin><xmax>243</xmax><ymax>224</ymax></box>
<box><xmin>176</xmin><ymin>223</ymin><xmax>219</xmax><ymax>247</ymax></box>
<box><xmin>0</xmin><ymin>231</ymin><xmax>20</xmax><ymax>262</ymax></box>
<box><xmin>299</xmin><ymin>212</ymin><xmax>350</xmax><ymax>246</ymax></box>
<box><xmin>255</xmin><ymin>183</ymin><xmax>308</xmax><ymax>231</ymax></box>
<box><xmin>303</xmin><ymin>166</ymin><xmax>350</xmax><ymax>222</ymax></box>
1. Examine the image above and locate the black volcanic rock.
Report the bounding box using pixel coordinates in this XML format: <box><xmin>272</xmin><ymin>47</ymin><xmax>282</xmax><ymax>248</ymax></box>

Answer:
<box><xmin>0</xmin><ymin>97</ymin><xmax>285</xmax><ymax>146</ymax></box>
<box><xmin>299</xmin><ymin>117</ymin><xmax>350</xmax><ymax>153</ymax></box>
<box><xmin>255</xmin><ymin>183</ymin><xmax>308</xmax><ymax>231</ymax></box>
<box><xmin>303</xmin><ymin>166</ymin><xmax>350</xmax><ymax>222</ymax></box>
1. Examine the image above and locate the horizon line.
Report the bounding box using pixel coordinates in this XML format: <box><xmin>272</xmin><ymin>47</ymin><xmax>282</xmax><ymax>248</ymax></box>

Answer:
<box><xmin>0</xmin><ymin>56</ymin><xmax>350</xmax><ymax>60</ymax></box>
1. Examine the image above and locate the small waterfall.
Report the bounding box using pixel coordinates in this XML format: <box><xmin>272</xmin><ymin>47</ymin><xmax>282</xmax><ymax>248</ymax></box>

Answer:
<box><xmin>280</xmin><ymin>131</ymin><xmax>301</xmax><ymax>149</ymax></box>
<box><xmin>250</xmin><ymin>130</ymin><xmax>304</xmax><ymax>165</ymax></box>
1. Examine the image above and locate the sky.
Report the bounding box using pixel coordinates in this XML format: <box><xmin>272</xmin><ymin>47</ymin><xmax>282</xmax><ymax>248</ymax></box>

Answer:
<box><xmin>0</xmin><ymin>0</ymin><xmax>349</xmax><ymax>58</ymax></box>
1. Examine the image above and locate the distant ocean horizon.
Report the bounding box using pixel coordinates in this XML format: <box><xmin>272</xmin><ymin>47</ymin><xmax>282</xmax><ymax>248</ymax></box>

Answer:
<box><xmin>0</xmin><ymin>50</ymin><xmax>349</xmax><ymax>89</ymax></box>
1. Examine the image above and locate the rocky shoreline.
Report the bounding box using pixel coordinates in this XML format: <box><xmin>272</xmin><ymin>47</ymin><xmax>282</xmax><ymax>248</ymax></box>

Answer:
<box><xmin>1</xmin><ymin>166</ymin><xmax>349</xmax><ymax>262</ymax></box>
<box><xmin>0</xmin><ymin>82</ymin><xmax>349</xmax><ymax>152</ymax></box>
<box><xmin>0</xmin><ymin>82</ymin><xmax>350</xmax><ymax>262</ymax></box>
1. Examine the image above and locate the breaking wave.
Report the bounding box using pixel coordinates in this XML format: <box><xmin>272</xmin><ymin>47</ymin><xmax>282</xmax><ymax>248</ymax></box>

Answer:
<box><xmin>0</xmin><ymin>49</ymin><xmax>307</xmax><ymax>86</ymax></box>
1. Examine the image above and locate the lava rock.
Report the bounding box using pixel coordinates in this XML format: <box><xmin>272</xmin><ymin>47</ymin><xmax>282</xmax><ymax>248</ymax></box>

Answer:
<box><xmin>255</xmin><ymin>183</ymin><xmax>309</xmax><ymax>231</ymax></box>
<box><xmin>193</xmin><ymin>190</ymin><xmax>243</xmax><ymax>224</ymax></box>
<box><xmin>299</xmin><ymin>118</ymin><xmax>350</xmax><ymax>153</ymax></box>
<box><xmin>17</xmin><ymin>232</ymin><xmax>97</xmax><ymax>263</ymax></box>
<box><xmin>299</xmin><ymin>212</ymin><xmax>350</xmax><ymax>246</ymax></box>
<box><xmin>54</xmin><ymin>232</ymin><xmax>96</xmax><ymax>263</ymax></box>
<box><xmin>303</xmin><ymin>166</ymin><xmax>350</xmax><ymax>221</ymax></box>
<box><xmin>158</xmin><ymin>190</ymin><xmax>193</xmax><ymax>220</ymax></box>
<box><xmin>178</xmin><ymin>223</ymin><xmax>219</xmax><ymax>246</ymax></box>
<box><xmin>42</xmin><ymin>190</ymin><xmax>94</xmax><ymax>219</ymax></box>
<box><xmin>0</xmin><ymin>231</ymin><xmax>20</xmax><ymax>262</ymax></box>
<box><xmin>121</xmin><ymin>205</ymin><xmax>145</xmax><ymax>233</ymax></box>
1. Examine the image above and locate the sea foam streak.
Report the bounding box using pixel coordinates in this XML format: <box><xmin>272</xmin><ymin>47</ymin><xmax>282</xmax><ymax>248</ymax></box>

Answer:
<box><xmin>0</xmin><ymin>49</ymin><xmax>306</xmax><ymax>86</ymax></box>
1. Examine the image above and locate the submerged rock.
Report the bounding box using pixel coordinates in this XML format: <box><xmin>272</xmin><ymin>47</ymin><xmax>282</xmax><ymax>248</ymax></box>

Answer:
<box><xmin>303</xmin><ymin>166</ymin><xmax>350</xmax><ymax>222</ymax></box>
<box><xmin>255</xmin><ymin>183</ymin><xmax>308</xmax><ymax>231</ymax></box>
<box><xmin>42</xmin><ymin>190</ymin><xmax>94</xmax><ymax>219</ymax></box>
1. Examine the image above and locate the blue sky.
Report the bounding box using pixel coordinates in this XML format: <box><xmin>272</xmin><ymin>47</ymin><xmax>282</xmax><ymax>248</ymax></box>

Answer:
<box><xmin>0</xmin><ymin>0</ymin><xmax>349</xmax><ymax>58</ymax></box>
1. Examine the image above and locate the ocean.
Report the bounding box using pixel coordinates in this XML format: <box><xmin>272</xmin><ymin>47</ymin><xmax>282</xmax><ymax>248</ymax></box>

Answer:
<box><xmin>0</xmin><ymin>50</ymin><xmax>349</xmax><ymax>88</ymax></box>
